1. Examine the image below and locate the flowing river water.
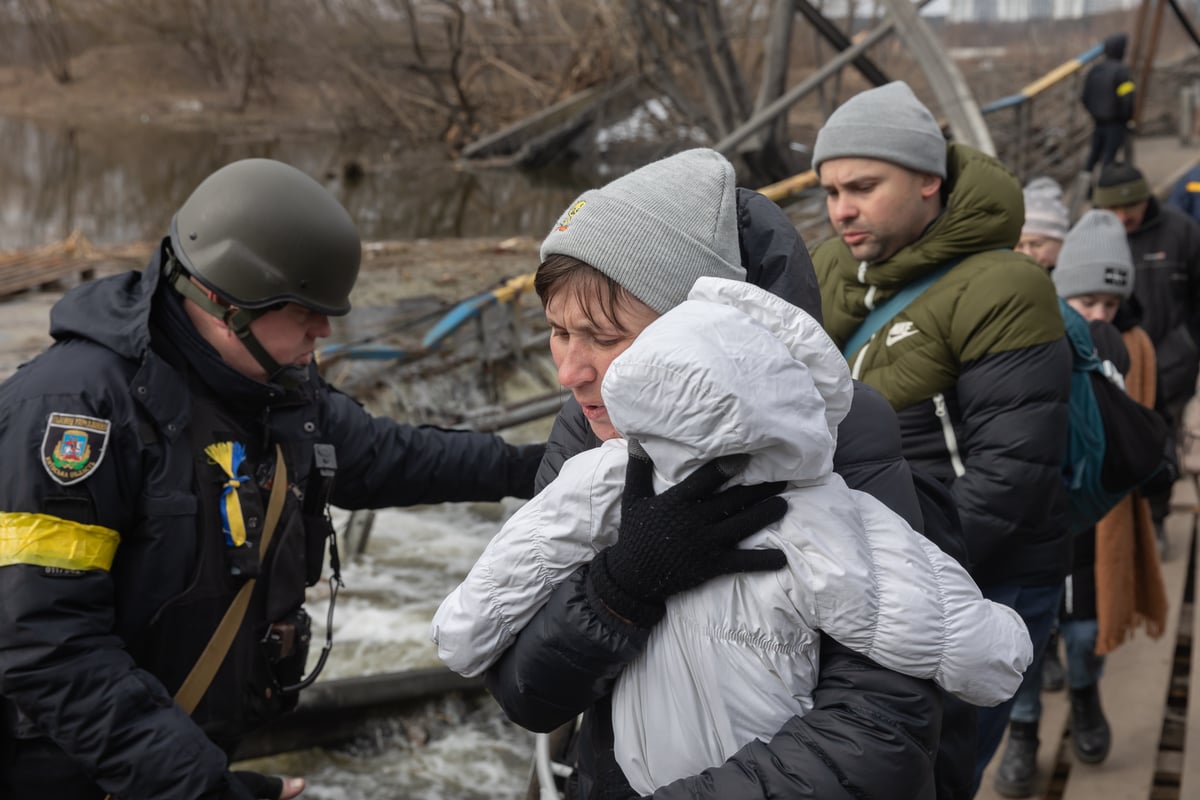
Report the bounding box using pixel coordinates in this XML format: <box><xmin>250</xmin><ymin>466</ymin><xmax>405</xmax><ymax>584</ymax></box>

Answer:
<box><xmin>0</xmin><ymin>114</ymin><xmax>592</xmax><ymax>798</ymax></box>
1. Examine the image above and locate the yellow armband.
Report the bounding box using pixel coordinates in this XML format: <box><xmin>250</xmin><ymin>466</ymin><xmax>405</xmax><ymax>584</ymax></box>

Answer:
<box><xmin>0</xmin><ymin>512</ymin><xmax>120</xmax><ymax>571</ymax></box>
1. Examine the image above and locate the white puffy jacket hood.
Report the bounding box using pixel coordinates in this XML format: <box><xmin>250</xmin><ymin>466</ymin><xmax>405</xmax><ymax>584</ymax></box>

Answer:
<box><xmin>604</xmin><ymin>276</ymin><xmax>852</xmax><ymax>488</ymax></box>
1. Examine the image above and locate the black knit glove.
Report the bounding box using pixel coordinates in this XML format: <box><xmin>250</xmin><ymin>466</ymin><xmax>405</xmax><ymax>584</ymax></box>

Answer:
<box><xmin>231</xmin><ymin>771</ymin><xmax>284</xmax><ymax>799</ymax></box>
<box><xmin>588</xmin><ymin>442</ymin><xmax>789</xmax><ymax>628</ymax></box>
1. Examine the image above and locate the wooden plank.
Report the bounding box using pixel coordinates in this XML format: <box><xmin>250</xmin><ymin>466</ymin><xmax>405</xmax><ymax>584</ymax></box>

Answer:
<box><xmin>0</xmin><ymin>257</ymin><xmax>121</xmax><ymax>298</ymax></box>
<box><xmin>976</xmin><ymin>660</ymin><xmax>1069</xmax><ymax>800</ymax></box>
<box><xmin>1180</xmin><ymin>484</ymin><xmax>1200</xmax><ymax>796</ymax></box>
<box><xmin>0</xmin><ymin>258</ymin><xmax>93</xmax><ymax>296</ymax></box>
<box><xmin>979</xmin><ymin>496</ymin><xmax>1193</xmax><ymax>799</ymax></box>
<box><xmin>977</xmin><ymin>690</ymin><xmax>1071</xmax><ymax>800</ymax></box>
<box><xmin>1058</xmin><ymin>508</ymin><xmax>1192</xmax><ymax>800</ymax></box>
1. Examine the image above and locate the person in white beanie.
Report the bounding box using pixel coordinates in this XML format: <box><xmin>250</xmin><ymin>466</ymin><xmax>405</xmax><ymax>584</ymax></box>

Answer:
<box><xmin>809</xmin><ymin>80</ymin><xmax>1072</xmax><ymax>794</ymax></box>
<box><xmin>459</xmin><ymin>147</ymin><xmax>980</xmax><ymax>800</ymax></box>
<box><xmin>1017</xmin><ymin>177</ymin><xmax>1070</xmax><ymax>270</ymax></box>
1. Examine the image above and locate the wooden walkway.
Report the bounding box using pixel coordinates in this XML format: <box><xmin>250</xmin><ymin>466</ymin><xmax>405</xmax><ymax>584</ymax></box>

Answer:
<box><xmin>971</xmin><ymin>133</ymin><xmax>1200</xmax><ymax>800</ymax></box>
<box><xmin>978</xmin><ymin>448</ymin><xmax>1200</xmax><ymax>799</ymax></box>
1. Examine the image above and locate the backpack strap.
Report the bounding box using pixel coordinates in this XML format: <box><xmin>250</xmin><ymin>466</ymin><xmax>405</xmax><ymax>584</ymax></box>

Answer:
<box><xmin>842</xmin><ymin>258</ymin><xmax>963</xmax><ymax>359</ymax></box>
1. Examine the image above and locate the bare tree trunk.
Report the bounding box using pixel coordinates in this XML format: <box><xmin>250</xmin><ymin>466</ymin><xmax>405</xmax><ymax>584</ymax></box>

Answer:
<box><xmin>741</xmin><ymin>0</ymin><xmax>799</xmax><ymax>181</ymax></box>
<box><xmin>435</xmin><ymin>0</ymin><xmax>477</xmax><ymax>146</ymax></box>
<box><xmin>18</xmin><ymin>0</ymin><xmax>73</xmax><ymax>84</ymax></box>
<box><xmin>696</xmin><ymin>0</ymin><xmax>751</xmax><ymax>131</ymax></box>
<box><xmin>233</xmin><ymin>0</ymin><xmax>275</xmax><ymax>111</ymax></box>
<box><xmin>629</xmin><ymin>0</ymin><xmax>753</xmax><ymax>141</ymax></box>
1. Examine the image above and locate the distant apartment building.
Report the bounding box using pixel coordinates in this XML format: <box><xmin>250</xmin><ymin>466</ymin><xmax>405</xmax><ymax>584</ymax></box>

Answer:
<box><xmin>948</xmin><ymin>0</ymin><xmax>1139</xmax><ymax>21</ymax></box>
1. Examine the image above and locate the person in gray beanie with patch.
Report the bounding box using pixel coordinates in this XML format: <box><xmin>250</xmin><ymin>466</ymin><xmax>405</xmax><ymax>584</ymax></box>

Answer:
<box><xmin>1018</xmin><ymin>177</ymin><xmax>1070</xmax><ymax>270</ymax></box>
<box><xmin>1052</xmin><ymin>209</ymin><xmax>1136</xmax><ymax>308</ymax></box>
<box><xmin>995</xmin><ymin>209</ymin><xmax>1170</xmax><ymax>797</ymax></box>
<box><xmin>809</xmin><ymin>80</ymin><xmax>1072</xmax><ymax>797</ymax></box>
<box><xmin>480</xmin><ymin>147</ymin><xmax>975</xmax><ymax>800</ymax></box>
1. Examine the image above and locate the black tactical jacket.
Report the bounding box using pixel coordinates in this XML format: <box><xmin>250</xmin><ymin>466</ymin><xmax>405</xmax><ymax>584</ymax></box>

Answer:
<box><xmin>0</xmin><ymin>243</ymin><xmax>541</xmax><ymax>799</ymax></box>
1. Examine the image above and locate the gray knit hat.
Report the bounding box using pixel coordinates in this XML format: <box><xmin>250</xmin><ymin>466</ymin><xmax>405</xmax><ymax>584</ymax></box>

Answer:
<box><xmin>1022</xmin><ymin>177</ymin><xmax>1070</xmax><ymax>240</ymax></box>
<box><xmin>812</xmin><ymin>81</ymin><xmax>947</xmax><ymax>178</ymax></box>
<box><xmin>539</xmin><ymin>148</ymin><xmax>745</xmax><ymax>314</ymax></box>
<box><xmin>1052</xmin><ymin>209</ymin><xmax>1135</xmax><ymax>299</ymax></box>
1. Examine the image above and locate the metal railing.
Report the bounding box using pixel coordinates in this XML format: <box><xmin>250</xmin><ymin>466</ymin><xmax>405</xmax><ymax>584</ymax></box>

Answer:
<box><xmin>980</xmin><ymin>43</ymin><xmax>1105</xmax><ymax>187</ymax></box>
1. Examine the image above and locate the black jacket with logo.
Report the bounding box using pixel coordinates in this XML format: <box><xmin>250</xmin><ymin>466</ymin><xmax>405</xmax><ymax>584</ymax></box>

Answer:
<box><xmin>0</xmin><ymin>244</ymin><xmax>542</xmax><ymax>799</ymax></box>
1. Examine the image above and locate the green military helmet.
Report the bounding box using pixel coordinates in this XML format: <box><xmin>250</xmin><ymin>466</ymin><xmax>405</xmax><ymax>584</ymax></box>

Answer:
<box><xmin>170</xmin><ymin>158</ymin><xmax>361</xmax><ymax>316</ymax></box>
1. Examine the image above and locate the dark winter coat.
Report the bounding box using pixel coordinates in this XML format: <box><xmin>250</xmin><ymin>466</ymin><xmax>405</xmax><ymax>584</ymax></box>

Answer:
<box><xmin>1081</xmin><ymin>34</ymin><xmax>1136</xmax><ymax>124</ymax></box>
<box><xmin>1124</xmin><ymin>197</ymin><xmax>1200</xmax><ymax>404</ymax></box>
<box><xmin>492</xmin><ymin>188</ymin><xmax>971</xmax><ymax>800</ymax></box>
<box><xmin>0</xmin><ymin>245</ymin><xmax>541</xmax><ymax>800</ymax></box>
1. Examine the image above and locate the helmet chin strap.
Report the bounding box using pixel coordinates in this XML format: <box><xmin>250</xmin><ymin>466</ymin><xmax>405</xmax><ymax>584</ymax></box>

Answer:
<box><xmin>167</xmin><ymin>257</ymin><xmax>293</xmax><ymax>384</ymax></box>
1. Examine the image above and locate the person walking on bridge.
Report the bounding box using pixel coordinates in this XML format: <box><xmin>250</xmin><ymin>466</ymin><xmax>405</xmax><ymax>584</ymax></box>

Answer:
<box><xmin>809</xmin><ymin>80</ymin><xmax>1072</xmax><ymax>796</ymax></box>
<box><xmin>0</xmin><ymin>158</ymin><xmax>544</xmax><ymax>800</ymax></box>
<box><xmin>1016</xmin><ymin>177</ymin><xmax>1070</xmax><ymax>271</ymax></box>
<box><xmin>1092</xmin><ymin>161</ymin><xmax>1200</xmax><ymax>556</ymax></box>
<box><xmin>1081</xmin><ymin>33</ymin><xmax>1137</xmax><ymax>173</ymax></box>
<box><xmin>993</xmin><ymin>210</ymin><xmax>1169</xmax><ymax>797</ymax></box>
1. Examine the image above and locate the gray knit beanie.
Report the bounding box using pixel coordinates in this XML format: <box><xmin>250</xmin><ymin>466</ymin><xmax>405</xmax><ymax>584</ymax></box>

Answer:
<box><xmin>1022</xmin><ymin>177</ymin><xmax>1070</xmax><ymax>240</ymax></box>
<box><xmin>539</xmin><ymin>148</ymin><xmax>745</xmax><ymax>314</ymax></box>
<box><xmin>812</xmin><ymin>81</ymin><xmax>947</xmax><ymax>178</ymax></box>
<box><xmin>1052</xmin><ymin>209</ymin><xmax>1135</xmax><ymax>300</ymax></box>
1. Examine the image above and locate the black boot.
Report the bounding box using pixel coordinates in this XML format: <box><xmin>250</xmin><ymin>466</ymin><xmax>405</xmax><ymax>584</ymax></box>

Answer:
<box><xmin>1069</xmin><ymin>684</ymin><xmax>1111</xmax><ymax>764</ymax></box>
<box><xmin>1041</xmin><ymin>631</ymin><xmax>1064</xmax><ymax>692</ymax></box>
<box><xmin>994</xmin><ymin>720</ymin><xmax>1039</xmax><ymax>797</ymax></box>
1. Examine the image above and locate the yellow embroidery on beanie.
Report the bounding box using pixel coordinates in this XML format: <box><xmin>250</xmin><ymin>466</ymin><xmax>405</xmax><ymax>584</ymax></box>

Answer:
<box><xmin>556</xmin><ymin>200</ymin><xmax>587</xmax><ymax>232</ymax></box>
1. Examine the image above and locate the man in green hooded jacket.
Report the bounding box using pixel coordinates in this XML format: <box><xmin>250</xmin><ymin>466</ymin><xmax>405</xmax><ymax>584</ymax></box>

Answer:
<box><xmin>810</xmin><ymin>81</ymin><xmax>1071</xmax><ymax>796</ymax></box>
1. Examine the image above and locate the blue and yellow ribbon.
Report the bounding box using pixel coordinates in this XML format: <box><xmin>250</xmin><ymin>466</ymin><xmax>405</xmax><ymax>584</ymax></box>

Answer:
<box><xmin>205</xmin><ymin>441</ymin><xmax>249</xmax><ymax>547</ymax></box>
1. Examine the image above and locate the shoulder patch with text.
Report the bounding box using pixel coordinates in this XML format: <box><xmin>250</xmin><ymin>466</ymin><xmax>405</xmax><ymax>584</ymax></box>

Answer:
<box><xmin>41</xmin><ymin>413</ymin><xmax>111</xmax><ymax>486</ymax></box>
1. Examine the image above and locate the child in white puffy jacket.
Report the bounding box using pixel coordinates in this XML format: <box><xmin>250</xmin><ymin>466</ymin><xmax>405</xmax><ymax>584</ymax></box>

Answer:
<box><xmin>432</xmin><ymin>276</ymin><xmax>1033</xmax><ymax>796</ymax></box>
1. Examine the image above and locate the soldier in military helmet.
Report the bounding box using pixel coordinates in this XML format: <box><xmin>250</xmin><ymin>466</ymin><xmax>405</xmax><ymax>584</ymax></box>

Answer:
<box><xmin>0</xmin><ymin>159</ymin><xmax>545</xmax><ymax>799</ymax></box>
